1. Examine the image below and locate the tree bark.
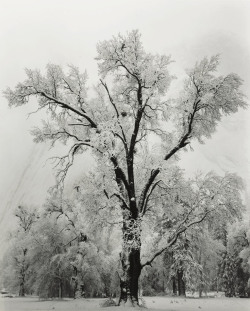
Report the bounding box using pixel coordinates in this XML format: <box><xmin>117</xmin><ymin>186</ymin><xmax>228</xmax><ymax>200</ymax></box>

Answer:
<box><xmin>172</xmin><ymin>277</ymin><xmax>177</xmax><ymax>295</ymax></box>
<box><xmin>19</xmin><ymin>280</ymin><xmax>25</xmax><ymax>297</ymax></box>
<box><xmin>177</xmin><ymin>269</ymin><xmax>186</xmax><ymax>296</ymax></box>
<box><xmin>199</xmin><ymin>268</ymin><xmax>203</xmax><ymax>298</ymax></box>
<box><xmin>118</xmin><ymin>216</ymin><xmax>142</xmax><ymax>306</ymax></box>
<box><xmin>58</xmin><ymin>279</ymin><xmax>62</xmax><ymax>299</ymax></box>
<box><xmin>198</xmin><ymin>249</ymin><xmax>203</xmax><ymax>298</ymax></box>
<box><xmin>119</xmin><ymin>248</ymin><xmax>141</xmax><ymax>306</ymax></box>
<box><xmin>72</xmin><ymin>267</ymin><xmax>84</xmax><ymax>299</ymax></box>
<box><xmin>199</xmin><ymin>288</ymin><xmax>202</xmax><ymax>298</ymax></box>
<box><xmin>18</xmin><ymin>249</ymin><xmax>27</xmax><ymax>297</ymax></box>
<box><xmin>19</xmin><ymin>267</ymin><xmax>25</xmax><ymax>297</ymax></box>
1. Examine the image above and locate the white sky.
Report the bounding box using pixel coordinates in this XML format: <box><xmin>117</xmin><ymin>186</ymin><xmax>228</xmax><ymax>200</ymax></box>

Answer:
<box><xmin>0</xmin><ymin>0</ymin><xmax>250</xmax><ymax>239</ymax></box>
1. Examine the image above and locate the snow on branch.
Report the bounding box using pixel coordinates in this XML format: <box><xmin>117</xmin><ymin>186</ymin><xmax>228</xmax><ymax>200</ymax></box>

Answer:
<box><xmin>141</xmin><ymin>208</ymin><xmax>214</xmax><ymax>268</ymax></box>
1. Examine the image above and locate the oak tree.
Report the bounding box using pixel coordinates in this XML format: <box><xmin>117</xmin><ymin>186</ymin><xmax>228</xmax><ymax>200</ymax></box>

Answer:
<box><xmin>4</xmin><ymin>30</ymin><xmax>246</xmax><ymax>305</ymax></box>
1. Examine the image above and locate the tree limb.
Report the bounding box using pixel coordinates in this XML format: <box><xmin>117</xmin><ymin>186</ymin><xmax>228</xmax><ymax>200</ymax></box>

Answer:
<box><xmin>164</xmin><ymin>99</ymin><xmax>201</xmax><ymax>161</ymax></box>
<box><xmin>138</xmin><ymin>170</ymin><xmax>161</xmax><ymax>214</ymax></box>
<box><xmin>110</xmin><ymin>155</ymin><xmax>130</xmax><ymax>195</ymax></box>
<box><xmin>36</xmin><ymin>90</ymin><xmax>97</xmax><ymax>128</ymax></box>
<box><xmin>141</xmin><ymin>208</ymin><xmax>214</xmax><ymax>268</ymax></box>
<box><xmin>100</xmin><ymin>79</ymin><xmax>128</xmax><ymax>154</ymax></box>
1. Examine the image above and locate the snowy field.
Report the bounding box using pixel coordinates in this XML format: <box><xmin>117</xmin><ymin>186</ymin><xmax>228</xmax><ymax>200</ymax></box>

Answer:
<box><xmin>0</xmin><ymin>296</ymin><xmax>250</xmax><ymax>311</ymax></box>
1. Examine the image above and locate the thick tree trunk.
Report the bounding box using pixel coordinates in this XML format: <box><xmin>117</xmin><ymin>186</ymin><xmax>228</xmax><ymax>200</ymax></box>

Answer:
<box><xmin>74</xmin><ymin>279</ymin><xmax>85</xmax><ymax>298</ymax></box>
<box><xmin>72</xmin><ymin>267</ymin><xmax>84</xmax><ymax>299</ymax></box>
<box><xmin>177</xmin><ymin>269</ymin><xmax>186</xmax><ymax>296</ymax></box>
<box><xmin>119</xmin><ymin>248</ymin><xmax>141</xmax><ymax>306</ymax></box>
<box><xmin>118</xmin><ymin>216</ymin><xmax>141</xmax><ymax>306</ymax></box>
<box><xmin>19</xmin><ymin>268</ymin><xmax>25</xmax><ymax>297</ymax></box>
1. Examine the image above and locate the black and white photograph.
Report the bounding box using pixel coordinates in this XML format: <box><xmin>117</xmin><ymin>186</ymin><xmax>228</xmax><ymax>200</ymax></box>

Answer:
<box><xmin>0</xmin><ymin>0</ymin><xmax>250</xmax><ymax>310</ymax></box>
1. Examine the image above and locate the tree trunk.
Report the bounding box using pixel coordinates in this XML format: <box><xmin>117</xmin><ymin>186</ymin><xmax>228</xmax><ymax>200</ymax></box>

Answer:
<box><xmin>19</xmin><ymin>250</ymin><xmax>27</xmax><ymax>297</ymax></box>
<box><xmin>162</xmin><ymin>273</ymin><xmax>165</xmax><ymax>293</ymax></box>
<box><xmin>74</xmin><ymin>280</ymin><xmax>85</xmax><ymax>298</ymax></box>
<box><xmin>119</xmin><ymin>248</ymin><xmax>141</xmax><ymax>306</ymax></box>
<box><xmin>199</xmin><ymin>269</ymin><xmax>203</xmax><ymax>298</ymax></box>
<box><xmin>72</xmin><ymin>267</ymin><xmax>84</xmax><ymax>299</ymax></box>
<box><xmin>177</xmin><ymin>269</ymin><xmax>186</xmax><ymax>296</ymax></box>
<box><xmin>198</xmin><ymin>250</ymin><xmax>203</xmax><ymax>298</ymax></box>
<box><xmin>19</xmin><ymin>269</ymin><xmax>25</xmax><ymax>297</ymax></box>
<box><xmin>19</xmin><ymin>280</ymin><xmax>25</xmax><ymax>297</ymax></box>
<box><xmin>199</xmin><ymin>288</ymin><xmax>202</xmax><ymax>298</ymax></box>
<box><xmin>118</xmin><ymin>216</ymin><xmax>141</xmax><ymax>306</ymax></box>
<box><xmin>58</xmin><ymin>279</ymin><xmax>62</xmax><ymax>299</ymax></box>
<box><xmin>172</xmin><ymin>276</ymin><xmax>177</xmax><ymax>295</ymax></box>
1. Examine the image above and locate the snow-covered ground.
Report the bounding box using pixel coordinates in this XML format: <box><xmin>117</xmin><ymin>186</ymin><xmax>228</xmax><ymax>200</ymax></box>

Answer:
<box><xmin>0</xmin><ymin>296</ymin><xmax>250</xmax><ymax>311</ymax></box>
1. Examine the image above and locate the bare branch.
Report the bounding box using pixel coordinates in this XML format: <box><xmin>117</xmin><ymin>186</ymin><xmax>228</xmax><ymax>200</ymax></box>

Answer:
<box><xmin>110</xmin><ymin>155</ymin><xmax>130</xmax><ymax>195</ymax></box>
<box><xmin>49</xmin><ymin>141</ymin><xmax>102</xmax><ymax>187</ymax></box>
<box><xmin>140</xmin><ymin>179</ymin><xmax>162</xmax><ymax>216</ymax></box>
<box><xmin>164</xmin><ymin>110</ymin><xmax>198</xmax><ymax>161</ymax></box>
<box><xmin>100</xmin><ymin>79</ymin><xmax>119</xmax><ymax>118</ymax></box>
<box><xmin>36</xmin><ymin>90</ymin><xmax>97</xmax><ymax>128</ymax></box>
<box><xmin>100</xmin><ymin>79</ymin><xmax>128</xmax><ymax>154</ymax></box>
<box><xmin>138</xmin><ymin>168</ymin><xmax>160</xmax><ymax>213</ymax></box>
<box><xmin>43</xmin><ymin>128</ymin><xmax>83</xmax><ymax>143</ymax></box>
<box><xmin>110</xmin><ymin>193</ymin><xmax>130</xmax><ymax>210</ymax></box>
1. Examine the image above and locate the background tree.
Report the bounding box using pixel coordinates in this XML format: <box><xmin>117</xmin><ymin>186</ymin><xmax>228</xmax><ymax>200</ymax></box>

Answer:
<box><xmin>0</xmin><ymin>206</ymin><xmax>38</xmax><ymax>296</ymax></box>
<box><xmin>4</xmin><ymin>30</ymin><xmax>246</xmax><ymax>306</ymax></box>
<box><xmin>239</xmin><ymin>223</ymin><xmax>250</xmax><ymax>275</ymax></box>
<box><xmin>25</xmin><ymin>194</ymin><xmax>118</xmax><ymax>299</ymax></box>
<box><xmin>138</xmin><ymin>170</ymin><xmax>244</xmax><ymax>297</ymax></box>
<box><xmin>221</xmin><ymin>221</ymin><xmax>250</xmax><ymax>297</ymax></box>
<box><xmin>170</xmin><ymin>227</ymin><xmax>224</xmax><ymax>297</ymax></box>
<box><xmin>140</xmin><ymin>255</ymin><xmax>167</xmax><ymax>296</ymax></box>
